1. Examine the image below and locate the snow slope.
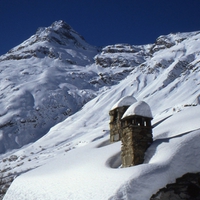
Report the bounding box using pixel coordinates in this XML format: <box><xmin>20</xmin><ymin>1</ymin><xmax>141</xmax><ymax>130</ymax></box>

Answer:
<box><xmin>0</xmin><ymin>20</ymin><xmax>145</xmax><ymax>153</ymax></box>
<box><xmin>2</xmin><ymin>25</ymin><xmax>200</xmax><ymax>199</ymax></box>
<box><xmin>3</xmin><ymin>91</ymin><xmax>200</xmax><ymax>200</ymax></box>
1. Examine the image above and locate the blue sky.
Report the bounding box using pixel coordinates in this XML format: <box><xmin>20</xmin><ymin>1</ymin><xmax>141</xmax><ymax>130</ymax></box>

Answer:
<box><xmin>1</xmin><ymin>0</ymin><xmax>200</xmax><ymax>55</ymax></box>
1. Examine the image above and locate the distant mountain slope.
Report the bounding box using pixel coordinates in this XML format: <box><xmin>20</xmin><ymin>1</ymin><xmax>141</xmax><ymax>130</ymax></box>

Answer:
<box><xmin>2</xmin><ymin>21</ymin><xmax>200</xmax><ymax>199</ymax></box>
<box><xmin>18</xmin><ymin>30</ymin><xmax>200</xmax><ymax>153</ymax></box>
<box><xmin>0</xmin><ymin>21</ymin><xmax>146</xmax><ymax>153</ymax></box>
<box><xmin>0</xmin><ymin>20</ymin><xmax>99</xmax><ymax>153</ymax></box>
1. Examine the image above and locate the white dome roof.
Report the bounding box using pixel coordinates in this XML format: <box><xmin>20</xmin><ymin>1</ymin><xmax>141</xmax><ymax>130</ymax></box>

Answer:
<box><xmin>111</xmin><ymin>96</ymin><xmax>137</xmax><ymax>111</ymax></box>
<box><xmin>122</xmin><ymin>101</ymin><xmax>153</xmax><ymax>119</ymax></box>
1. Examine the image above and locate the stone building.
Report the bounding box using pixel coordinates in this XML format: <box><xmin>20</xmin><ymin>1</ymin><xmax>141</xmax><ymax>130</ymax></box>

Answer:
<box><xmin>109</xmin><ymin>96</ymin><xmax>137</xmax><ymax>142</ymax></box>
<box><xmin>120</xmin><ymin>101</ymin><xmax>153</xmax><ymax>167</ymax></box>
<box><xmin>109</xmin><ymin>98</ymin><xmax>153</xmax><ymax>168</ymax></box>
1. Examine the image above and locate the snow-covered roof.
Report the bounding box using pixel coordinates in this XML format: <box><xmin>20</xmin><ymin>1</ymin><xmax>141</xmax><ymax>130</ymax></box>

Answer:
<box><xmin>122</xmin><ymin>101</ymin><xmax>153</xmax><ymax>119</ymax></box>
<box><xmin>110</xmin><ymin>96</ymin><xmax>137</xmax><ymax>111</ymax></box>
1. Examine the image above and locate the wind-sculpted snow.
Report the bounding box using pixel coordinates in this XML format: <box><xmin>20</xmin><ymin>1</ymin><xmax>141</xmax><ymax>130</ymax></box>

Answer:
<box><xmin>2</xmin><ymin>24</ymin><xmax>200</xmax><ymax>199</ymax></box>
<box><xmin>0</xmin><ymin>57</ymin><xmax>100</xmax><ymax>153</ymax></box>
<box><xmin>4</xmin><ymin>105</ymin><xmax>200</xmax><ymax>200</ymax></box>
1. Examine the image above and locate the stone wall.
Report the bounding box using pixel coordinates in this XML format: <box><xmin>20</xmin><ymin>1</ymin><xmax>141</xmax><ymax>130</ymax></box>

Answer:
<box><xmin>151</xmin><ymin>172</ymin><xmax>200</xmax><ymax>200</ymax></box>
<box><xmin>121</xmin><ymin>125</ymin><xmax>152</xmax><ymax>167</ymax></box>
<box><xmin>109</xmin><ymin>106</ymin><xmax>129</xmax><ymax>142</ymax></box>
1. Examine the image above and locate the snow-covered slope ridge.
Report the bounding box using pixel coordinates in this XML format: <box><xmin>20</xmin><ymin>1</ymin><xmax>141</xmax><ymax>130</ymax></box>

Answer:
<box><xmin>2</xmin><ymin>28</ymin><xmax>200</xmax><ymax>199</ymax></box>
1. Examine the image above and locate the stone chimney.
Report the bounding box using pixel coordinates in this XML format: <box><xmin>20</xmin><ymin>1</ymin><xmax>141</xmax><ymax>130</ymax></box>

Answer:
<box><xmin>120</xmin><ymin>101</ymin><xmax>153</xmax><ymax>167</ymax></box>
<box><xmin>109</xmin><ymin>96</ymin><xmax>137</xmax><ymax>142</ymax></box>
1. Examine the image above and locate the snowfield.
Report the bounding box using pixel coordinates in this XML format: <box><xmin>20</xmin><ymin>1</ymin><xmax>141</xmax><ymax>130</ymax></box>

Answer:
<box><xmin>1</xmin><ymin>21</ymin><xmax>200</xmax><ymax>199</ymax></box>
<box><xmin>4</xmin><ymin>104</ymin><xmax>200</xmax><ymax>200</ymax></box>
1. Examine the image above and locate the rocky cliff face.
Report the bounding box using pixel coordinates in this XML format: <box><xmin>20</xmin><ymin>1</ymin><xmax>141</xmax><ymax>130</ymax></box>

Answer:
<box><xmin>151</xmin><ymin>173</ymin><xmax>200</xmax><ymax>200</ymax></box>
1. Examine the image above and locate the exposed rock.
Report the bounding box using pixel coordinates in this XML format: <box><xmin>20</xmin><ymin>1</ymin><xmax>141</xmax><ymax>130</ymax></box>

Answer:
<box><xmin>151</xmin><ymin>172</ymin><xmax>200</xmax><ymax>200</ymax></box>
<box><xmin>94</xmin><ymin>44</ymin><xmax>149</xmax><ymax>68</ymax></box>
<box><xmin>0</xmin><ymin>172</ymin><xmax>15</xmax><ymax>200</ymax></box>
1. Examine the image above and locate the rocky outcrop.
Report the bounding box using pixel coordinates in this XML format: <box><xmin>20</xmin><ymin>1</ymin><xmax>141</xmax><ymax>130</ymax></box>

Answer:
<box><xmin>151</xmin><ymin>173</ymin><xmax>200</xmax><ymax>200</ymax></box>
<box><xmin>94</xmin><ymin>44</ymin><xmax>149</xmax><ymax>68</ymax></box>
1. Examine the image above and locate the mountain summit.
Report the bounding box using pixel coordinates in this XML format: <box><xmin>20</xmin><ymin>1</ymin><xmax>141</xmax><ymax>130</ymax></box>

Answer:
<box><xmin>35</xmin><ymin>20</ymin><xmax>87</xmax><ymax>46</ymax></box>
<box><xmin>0</xmin><ymin>20</ymin><xmax>97</xmax><ymax>63</ymax></box>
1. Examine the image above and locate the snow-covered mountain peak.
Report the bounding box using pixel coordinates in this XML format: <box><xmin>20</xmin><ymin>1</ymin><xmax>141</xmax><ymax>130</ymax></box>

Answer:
<box><xmin>47</xmin><ymin>20</ymin><xmax>73</xmax><ymax>31</ymax></box>
<box><xmin>0</xmin><ymin>20</ymin><xmax>97</xmax><ymax>63</ymax></box>
<box><xmin>0</xmin><ymin>21</ymin><xmax>102</xmax><ymax>154</ymax></box>
<box><xmin>35</xmin><ymin>20</ymin><xmax>86</xmax><ymax>47</ymax></box>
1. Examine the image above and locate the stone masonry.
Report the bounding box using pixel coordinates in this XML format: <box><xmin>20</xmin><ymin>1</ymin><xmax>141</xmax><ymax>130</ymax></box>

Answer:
<box><xmin>109</xmin><ymin>98</ymin><xmax>153</xmax><ymax>168</ymax></box>
<box><xmin>121</xmin><ymin>116</ymin><xmax>153</xmax><ymax>167</ymax></box>
<box><xmin>109</xmin><ymin>106</ymin><xmax>129</xmax><ymax>142</ymax></box>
